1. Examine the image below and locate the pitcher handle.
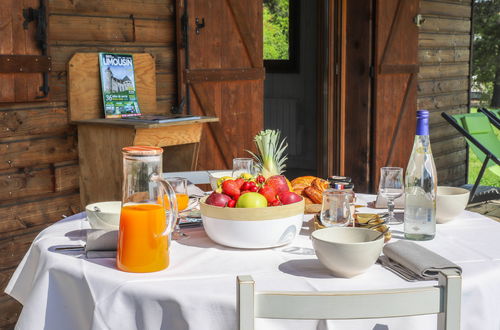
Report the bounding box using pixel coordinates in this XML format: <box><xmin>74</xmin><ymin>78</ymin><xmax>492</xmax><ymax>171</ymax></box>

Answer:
<box><xmin>151</xmin><ymin>174</ymin><xmax>178</xmax><ymax>236</ymax></box>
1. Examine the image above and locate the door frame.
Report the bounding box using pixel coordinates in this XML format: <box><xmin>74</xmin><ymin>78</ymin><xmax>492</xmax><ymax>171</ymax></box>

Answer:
<box><xmin>317</xmin><ymin>0</ymin><xmax>347</xmax><ymax>179</ymax></box>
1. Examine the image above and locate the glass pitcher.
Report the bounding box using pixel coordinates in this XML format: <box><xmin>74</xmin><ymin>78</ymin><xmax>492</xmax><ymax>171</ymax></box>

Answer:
<box><xmin>117</xmin><ymin>146</ymin><xmax>178</xmax><ymax>273</ymax></box>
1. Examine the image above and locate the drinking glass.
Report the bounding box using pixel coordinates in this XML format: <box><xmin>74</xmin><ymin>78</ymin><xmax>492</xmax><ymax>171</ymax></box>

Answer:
<box><xmin>166</xmin><ymin>177</ymin><xmax>189</xmax><ymax>239</ymax></box>
<box><xmin>232</xmin><ymin>158</ymin><xmax>254</xmax><ymax>178</ymax></box>
<box><xmin>320</xmin><ymin>189</ymin><xmax>351</xmax><ymax>227</ymax></box>
<box><xmin>379</xmin><ymin>167</ymin><xmax>404</xmax><ymax>225</ymax></box>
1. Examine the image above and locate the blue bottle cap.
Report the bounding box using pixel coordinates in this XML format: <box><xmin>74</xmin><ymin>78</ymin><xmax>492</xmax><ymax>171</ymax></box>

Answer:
<box><xmin>416</xmin><ymin>110</ymin><xmax>429</xmax><ymax>135</ymax></box>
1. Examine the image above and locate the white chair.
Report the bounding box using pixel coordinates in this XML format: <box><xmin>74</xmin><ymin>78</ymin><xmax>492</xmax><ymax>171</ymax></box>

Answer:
<box><xmin>237</xmin><ymin>269</ymin><xmax>461</xmax><ymax>330</ymax></box>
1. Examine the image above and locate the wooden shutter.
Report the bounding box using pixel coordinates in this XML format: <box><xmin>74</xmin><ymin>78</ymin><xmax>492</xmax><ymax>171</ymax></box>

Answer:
<box><xmin>373</xmin><ymin>0</ymin><xmax>419</xmax><ymax>185</ymax></box>
<box><xmin>0</xmin><ymin>0</ymin><xmax>49</xmax><ymax>102</ymax></box>
<box><xmin>177</xmin><ymin>0</ymin><xmax>264</xmax><ymax>170</ymax></box>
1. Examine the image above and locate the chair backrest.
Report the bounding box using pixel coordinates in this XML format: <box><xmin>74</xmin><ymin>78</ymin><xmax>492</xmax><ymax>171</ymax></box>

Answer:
<box><xmin>441</xmin><ymin>112</ymin><xmax>500</xmax><ymax>167</ymax></box>
<box><xmin>163</xmin><ymin>171</ymin><xmax>210</xmax><ymax>185</ymax></box>
<box><xmin>237</xmin><ymin>269</ymin><xmax>461</xmax><ymax>330</ymax></box>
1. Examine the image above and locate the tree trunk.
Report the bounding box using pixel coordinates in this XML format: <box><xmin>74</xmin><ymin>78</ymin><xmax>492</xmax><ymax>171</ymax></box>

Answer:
<box><xmin>491</xmin><ymin>54</ymin><xmax>500</xmax><ymax>108</ymax></box>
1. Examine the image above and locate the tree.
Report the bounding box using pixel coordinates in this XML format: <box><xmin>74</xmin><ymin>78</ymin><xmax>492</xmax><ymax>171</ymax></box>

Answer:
<box><xmin>263</xmin><ymin>0</ymin><xmax>290</xmax><ymax>60</ymax></box>
<box><xmin>473</xmin><ymin>0</ymin><xmax>500</xmax><ymax>108</ymax></box>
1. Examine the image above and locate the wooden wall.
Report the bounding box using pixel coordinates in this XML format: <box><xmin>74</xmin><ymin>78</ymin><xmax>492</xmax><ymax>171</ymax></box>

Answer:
<box><xmin>0</xmin><ymin>0</ymin><xmax>177</xmax><ymax>327</ymax></box>
<box><xmin>418</xmin><ymin>0</ymin><xmax>471</xmax><ymax>186</ymax></box>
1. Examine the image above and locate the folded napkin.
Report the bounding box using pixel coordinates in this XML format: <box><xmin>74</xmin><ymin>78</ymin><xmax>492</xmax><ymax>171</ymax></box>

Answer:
<box><xmin>383</xmin><ymin>240</ymin><xmax>462</xmax><ymax>279</ymax></box>
<box><xmin>374</xmin><ymin>194</ymin><xmax>405</xmax><ymax>209</ymax></box>
<box><xmin>85</xmin><ymin>229</ymin><xmax>118</xmax><ymax>259</ymax></box>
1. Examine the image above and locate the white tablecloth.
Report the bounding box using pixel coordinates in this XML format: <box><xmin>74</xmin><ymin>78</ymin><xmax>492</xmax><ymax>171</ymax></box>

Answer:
<box><xmin>5</xmin><ymin>195</ymin><xmax>500</xmax><ymax>330</ymax></box>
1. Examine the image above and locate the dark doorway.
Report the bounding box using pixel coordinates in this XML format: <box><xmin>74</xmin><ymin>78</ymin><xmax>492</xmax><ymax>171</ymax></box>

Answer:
<box><xmin>263</xmin><ymin>0</ymin><xmax>319</xmax><ymax>178</ymax></box>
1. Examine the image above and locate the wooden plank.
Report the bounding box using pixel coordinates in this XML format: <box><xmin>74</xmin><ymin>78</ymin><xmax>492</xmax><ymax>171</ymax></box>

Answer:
<box><xmin>419</xmin><ymin>33</ymin><xmax>470</xmax><ymax>48</ymax></box>
<box><xmin>434</xmin><ymin>149</ymin><xmax>467</xmax><ymax>170</ymax></box>
<box><xmin>418</xmin><ymin>91</ymin><xmax>468</xmax><ymax>110</ymax></box>
<box><xmin>49</xmin><ymin>43</ymin><xmax>176</xmax><ymax>72</ymax></box>
<box><xmin>419</xmin><ymin>48</ymin><xmax>469</xmax><ymax>64</ymax></box>
<box><xmin>54</xmin><ymin>162</ymin><xmax>79</xmax><ymax>192</ymax></box>
<box><xmin>419</xmin><ymin>16</ymin><xmax>470</xmax><ymax>33</ymax></box>
<box><xmin>437</xmin><ymin>163</ymin><xmax>466</xmax><ymax>184</ymax></box>
<box><xmin>0</xmin><ymin>167</ymin><xmax>54</xmax><ymax>200</ymax></box>
<box><xmin>49</xmin><ymin>15</ymin><xmax>134</xmax><ymax>42</ymax></box>
<box><xmin>68</xmin><ymin>53</ymin><xmax>157</xmax><ymax>121</ymax></box>
<box><xmin>185</xmin><ymin>68</ymin><xmax>265</xmax><ymax>83</ymax></box>
<box><xmin>0</xmin><ymin>134</ymin><xmax>77</xmax><ymax>171</ymax></box>
<box><xmin>77</xmin><ymin>125</ymin><xmax>135</xmax><ymax>206</ymax></box>
<box><xmin>156</xmin><ymin>72</ymin><xmax>176</xmax><ymax>99</ymax></box>
<box><xmin>429</xmin><ymin>123</ymin><xmax>464</xmax><ymax>141</ymax></box>
<box><xmin>0</xmin><ymin>101</ymin><xmax>66</xmax><ymax>111</ymax></box>
<box><xmin>0</xmin><ymin>293</ymin><xmax>22</xmax><ymax>329</ymax></box>
<box><xmin>0</xmin><ymin>191</ymin><xmax>81</xmax><ymax>241</ymax></box>
<box><xmin>0</xmin><ymin>268</ymin><xmax>15</xmax><ymax>293</ymax></box>
<box><xmin>420</xmin><ymin>1</ymin><xmax>471</xmax><ymax>18</ymax></box>
<box><xmin>48</xmin><ymin>71</ymin><xmax>67</xmax><ymax>102</ymax></box>
<box><xmin>0</xmin><ymin>0</ymin><xmax>15</xmax><ymax>103</ymax></box>
<box><xmin>48</xmin><ymin>0</ymin><xmax>175</xmax><ymax>19</ymax></box>
<box><xmin>418</xmin><ymin>78</ymin><xmax>469</xmax><ymax>95</ymax></box>
<box><xmin>418</xmin><ymin>63</ymin><xmax>469</xmax><ymax>79</ymax></box>
<box><xmin>134</xmin><ymin>123</ymin><xmax>203</xmax><ymax>146</ymax></box>
<box><xmin>432</xmin><ymin>136</ymin><xmax>466</xmax><ymax>157</ymax></box>
<box><xmin>429</xmin><ymin>106</ymin><xmax>468</xmax><ymax>125</ymax></box>
<box><xmin>49</xmin><ymin>15</ymin><xmax>174</xmax><ymax>43</ymax></box>
<box><xmin>0</xmin><ymin>106</ymin><xmax>70</xmax><ymax>138</ymax></box>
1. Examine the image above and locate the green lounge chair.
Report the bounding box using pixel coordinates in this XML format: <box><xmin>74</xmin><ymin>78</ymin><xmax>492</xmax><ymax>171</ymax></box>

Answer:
<box><xmin>441</xmin><ymin>111</ymin><xmax>500</xmax><ymax>203</ymax></box>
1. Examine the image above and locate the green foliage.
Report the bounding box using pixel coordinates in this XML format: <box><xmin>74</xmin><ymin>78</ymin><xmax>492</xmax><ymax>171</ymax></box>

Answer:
<box><xmin>263</xmin><ymin>0</ymin><xmax>290</xmax><ymax>60</ymax></box>
<box><xmin>472</xmin><ymin>0</ymin><xmax>500</xmax><ymax>106</ymax></box>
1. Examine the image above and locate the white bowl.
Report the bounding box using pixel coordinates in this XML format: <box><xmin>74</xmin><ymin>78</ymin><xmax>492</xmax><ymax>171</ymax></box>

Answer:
<box><xmin>436</xmin><ymin>186</ymin><xmax>470</xmax><ymax>224</ymax></box>
<box><xmin>207</xmin><ymin>170</ymin><xmax>234</xmax><ymax>190</ymax></box>
<box><xmin>86</xmin><ymin>201</ymin><xmax>121</xmax><ymax>230</ymax></box>
<box><xmin>311</xmin><ymin>227</ymin><xmax>384</xmax><ymax>278</ymax></box>
<box><xmin>200</xmin><ymin>197</ymin><xmax>305</xmax><ymax>249</ymax></box>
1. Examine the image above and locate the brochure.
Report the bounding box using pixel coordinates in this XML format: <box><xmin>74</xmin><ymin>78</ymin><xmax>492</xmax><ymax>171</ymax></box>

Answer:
<box><xmin>119</xmin><ymin>114</ymin><xmax>202</xmax><ymax>123</ymax></box>
<box><xmin>99</xmin><ymin>53</ymin><xmax>141</xmax><ymax>118</ymax></box>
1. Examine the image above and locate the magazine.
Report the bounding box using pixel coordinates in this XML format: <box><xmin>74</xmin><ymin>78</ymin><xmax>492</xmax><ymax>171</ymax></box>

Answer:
<box><xmin>119</xmin><ymin>114</ymin><xmax>203</xmax><ymax>123</ymax></box>
<box><xmin>99</xmin><ymin>53</ymin><xmax>141</xmax><ymax>118</ymax></box>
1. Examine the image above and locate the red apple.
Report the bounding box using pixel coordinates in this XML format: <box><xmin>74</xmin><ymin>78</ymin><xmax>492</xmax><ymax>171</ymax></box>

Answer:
<box><xmin>205</xmin><ymin>192</ymin><xmax>232</xmax><ymax>207</ymax></box>
<box><xmin>278</xmin><ymin>191</ymin><xmax>302</xmax><ymax>205</ymax></box>
<box><xmin>258</xmin><ymin>185</ymin><xmax>277</xmax><ymax>203</ymax></box>
<box><xmin>265</xmin><ymin>175</ymin><xmax>290</xmax><ymax>195</ymax></box>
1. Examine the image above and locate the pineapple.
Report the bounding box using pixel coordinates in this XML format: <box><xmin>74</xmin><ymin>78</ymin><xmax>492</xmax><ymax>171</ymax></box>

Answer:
<box><xmin>247</xmin><ymin>129</ymin><xmax>288</xmax><ymax>179</ymax></box>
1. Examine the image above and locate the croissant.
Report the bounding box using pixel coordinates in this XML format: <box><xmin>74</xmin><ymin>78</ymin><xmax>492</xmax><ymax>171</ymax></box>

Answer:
<box><xmin>311</xmin><ymin>178</ymin><xmax>329</xmax><ymax>192</ymax></box>
<box><xmin>303</xmin><ymin>186</ymin><xmax>323</xmax><ymax>204</ymax></box>
<box><xmin>291</xmin><ymin>176</ymin><xmax>318</xmax><ymax>194</ymax></box>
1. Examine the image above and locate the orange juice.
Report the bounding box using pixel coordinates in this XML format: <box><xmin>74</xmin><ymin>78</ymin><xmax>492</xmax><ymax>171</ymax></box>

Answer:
<box><xmin>163</xmin><ymin>193</ymin><xmax>189</xmax><ymax>211</ymax></box>
<box><xmin>117</xmin><ymin>204</ymin><xmax>169</xmax><ymax>273</ymax></box>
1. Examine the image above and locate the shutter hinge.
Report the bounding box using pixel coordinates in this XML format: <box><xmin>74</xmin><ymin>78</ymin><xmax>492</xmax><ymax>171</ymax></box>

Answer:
<box><xmin>369</xmin><ymin>65</ymin><xmax>374</xmax><ymax>78</ymax></box>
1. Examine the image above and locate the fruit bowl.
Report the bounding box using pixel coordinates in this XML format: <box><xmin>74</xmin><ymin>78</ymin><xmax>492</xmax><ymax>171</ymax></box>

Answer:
<box><xmin>200</xmin><ymin>197</ymin><xmax>305</xmax><ymax>249</ymax></box>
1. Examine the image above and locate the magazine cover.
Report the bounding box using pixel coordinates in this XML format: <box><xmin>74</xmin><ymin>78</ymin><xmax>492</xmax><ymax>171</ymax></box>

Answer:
<box><xmin>99</xmin><ymin>53</ymin><xmax>141</xmax><ymax>118</ymax></box>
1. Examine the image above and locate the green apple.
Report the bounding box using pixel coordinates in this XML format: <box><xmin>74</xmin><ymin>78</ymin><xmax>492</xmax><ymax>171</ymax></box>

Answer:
<box><xmin>236</xmin><ymin>192</ymin><xmax>268</xmax><ymax>208</ymax></box>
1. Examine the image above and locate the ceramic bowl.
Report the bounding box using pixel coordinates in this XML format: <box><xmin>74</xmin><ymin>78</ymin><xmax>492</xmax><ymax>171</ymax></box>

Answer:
<box><xmin>207</xmin><ymin>170</ymin><xmax>234</xmax><ymax>190</ymax></box>
<box><xmin>86</xmin><ymin>201</ymin><xmax>121</xmax><ymax>230</ymax></box>
<box><xmin>311</xmin><ymin>227</ymin><xmax>384</xmax><ymax>278</ymax></box>
<box><xmin>436</xmin><ymin>186</ymin><xmax>470</xmax><ymax>224</ymax></box>
<box><xmin>200</xmin><ymin>197</ymin><xmax>305</xmax><ymax>249</ymax></box>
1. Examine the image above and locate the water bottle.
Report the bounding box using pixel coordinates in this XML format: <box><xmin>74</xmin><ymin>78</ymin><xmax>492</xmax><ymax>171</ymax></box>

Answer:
<box><xmin>404</xmin><ymin>110</ymin><xmax>437</xmax><ymax>240</ymax></box>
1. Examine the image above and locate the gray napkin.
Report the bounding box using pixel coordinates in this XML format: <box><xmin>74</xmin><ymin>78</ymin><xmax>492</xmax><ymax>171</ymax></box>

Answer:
<box><xmin>383</xmin><ymin>240</ymin><xmax>462</xmax><ymax>279</ymax></box>
<box><xmin>374</xmin><ymin>194</ymin><xmax>405</xmax><ymax>209</ymax></box>
<box><xmin>85</xmin><ymin>229</ymin><xmax>118</xmax><ymax>258</ymax></box>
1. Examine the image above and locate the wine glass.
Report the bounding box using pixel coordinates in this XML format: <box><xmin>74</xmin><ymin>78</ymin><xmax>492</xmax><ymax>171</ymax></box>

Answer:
<box><xmin>232</xmin><ymin>158</ymin><xmax>254</xmax><ymax>178</ymax></box>
<box><xmin>166</xmin><ymin>177</ymin><xmax>190</xmax><ymax>239</ymax></box>
<box><xmin>320</xmin><ymin>189</ymin><xmax>351</xmax><ymax>227</ymax></box>
<box><xmin>378</xmin><ymin>167</ymin><xmax>404</xmax><ymax>225</ymax></box>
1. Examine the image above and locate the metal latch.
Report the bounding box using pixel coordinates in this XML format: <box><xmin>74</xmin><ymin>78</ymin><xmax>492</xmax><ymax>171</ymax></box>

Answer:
<box><xmin>413</xmin><ymin>14</ymin><xmax>425</xmax><ymax>27</ymax></box>
<box><xmin>195</xmin><ymin>17</ymin><xmax>205</xmax><ymax>34</ymax></box>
